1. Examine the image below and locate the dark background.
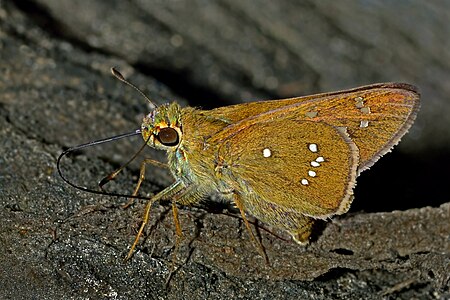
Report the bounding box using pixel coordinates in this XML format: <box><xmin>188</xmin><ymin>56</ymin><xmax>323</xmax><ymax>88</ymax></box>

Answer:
<box><xmin>1</xmin><ymin>1</ymin><xmax>449</xmax><ymax>299</ymax></box>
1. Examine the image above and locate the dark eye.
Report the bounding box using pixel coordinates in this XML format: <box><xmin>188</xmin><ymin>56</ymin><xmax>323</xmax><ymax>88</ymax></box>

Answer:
<box><xmin>157</xmin><ymin>127</ymin><xmax>179</xmax><ymax>146</ymax></box>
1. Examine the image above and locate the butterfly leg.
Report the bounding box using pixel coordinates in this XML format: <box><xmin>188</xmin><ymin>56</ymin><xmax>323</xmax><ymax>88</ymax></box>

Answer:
<box><xmin>233</xmin><ymin>193</ymin><xmax>269</xmax><ymax>263</ymax></box>
<box><xmin>165</xmin><ymin>184</ymin><xmax>198</xmax><ymax>241</ymax></box>
<box><xmin>124</xmin><ymin>180</ymin><xmax>184</xmax><ymax>261</ymax></box>
<box><xmin>165</xmin><ymin>186</ymin><xmax>203</xmax><ymax>285</ymax></box>
<box><xmin>164</xmin><ymin>200</ymin><xmax>182</xmax><ymax>285</ymax></box>
<box><xmin>122</xmin><ymin>158</ymin><xmax>168</xmax><ymax>208</ymax></box>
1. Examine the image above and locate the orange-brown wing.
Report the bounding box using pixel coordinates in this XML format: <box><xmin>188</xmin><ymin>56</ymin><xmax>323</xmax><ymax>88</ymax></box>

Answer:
<box><xmin>215</xmin><ymin>119</ymin><xmax>359</xmax><ymax>218</ymax></box>
<box><xmin>207</xmin><ymin>83</ymin><xmax>420</xmax><ymax>173</ymax></box>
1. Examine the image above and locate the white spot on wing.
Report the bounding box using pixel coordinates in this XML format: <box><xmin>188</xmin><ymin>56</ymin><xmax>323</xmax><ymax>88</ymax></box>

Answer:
<box><xmin>308</xmin><ymin>170</ymin><xmax>317</xmax><ymax>177</ymax></box>
<box><xmin>316</xmin><ymin>156</ymin><xmax>325</xmax><ymax>162</ymax></box>
<box><xmin>301</xmin><ymin>179</ymin><xmax>309</xmax><ymax>185</ymax></box>
<box><xmin>354</xmin><ymin>96</ymin><xmax>365</xmax><ymax>108</ymax></box>
<box><xmin>360</xmin><ymin>120</ymin><xmax>369</xmax><ymax>128</ymax></box>
<box><xmin>308</xmin><ymin>143</ymin><xmax>318</xmax><ymax>152</ymax></box>
<box><xmin>311</xmin><ymin>161</ymin><xmax>320</xmax><ymax>167</ymax></box>
<box><xmin>305</xmin><ymin>111</ymin><xmax>318</xmax><ymax>118</ymax></box>
<box><xmin>360</xmin><ymin>107</ymin><xmax>371</xmax><ymax>114</ymax></box>
<box><xmin>262</xmin><ymin>148</ymin><xmax>272</xmax><ymax>157</ymax></box>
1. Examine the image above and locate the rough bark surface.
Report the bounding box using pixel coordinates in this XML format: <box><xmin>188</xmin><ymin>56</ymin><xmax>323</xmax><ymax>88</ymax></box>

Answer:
<box><xmin>1</xmin><ymin>1</ymin><xmax>449</xmax><ymax>299</ymax></box>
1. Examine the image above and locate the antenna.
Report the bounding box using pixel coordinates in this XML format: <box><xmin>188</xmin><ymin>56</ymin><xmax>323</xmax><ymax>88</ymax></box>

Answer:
<box><xmin>111</xmin><ymin>67</ymin><xmax>157</xmax><ymax>110</ymax></box>
<box><xmin>58</xmin><ymin>68</ymin><xmax>160</xmax><ymax>199</ymax></box>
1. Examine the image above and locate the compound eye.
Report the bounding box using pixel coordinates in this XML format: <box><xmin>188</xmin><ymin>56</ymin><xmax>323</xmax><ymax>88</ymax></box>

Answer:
<box><xmin>157</xmin><ymin>127</ymin><xmax>179</xmax><ymax>146</ymax></box>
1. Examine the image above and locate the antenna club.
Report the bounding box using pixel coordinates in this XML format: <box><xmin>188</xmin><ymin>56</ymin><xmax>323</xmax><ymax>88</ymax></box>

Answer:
<box><xmin>110</xmin><ymin>67</ymin><xmax>158</xmax><ymax>110</ymax></box>
<box><xmin>111</xmin><ymin>67</ymin><xmax>125</xmax><ymax>81</ymax></box>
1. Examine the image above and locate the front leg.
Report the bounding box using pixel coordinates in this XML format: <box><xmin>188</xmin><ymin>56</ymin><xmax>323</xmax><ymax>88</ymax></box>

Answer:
<box><xmin>123</xmin><ymin>158</ymin><xmax>168</xmax><ymax>208</ymax></box>
<box><xmin>125</xmin><ymin>180</ymin><xmax>185</xmax><ymax>260</ymax></box>
<box><xmin>132</xmin><ymin>158</ymin><xmax>168</xmax><ymax>197</ymax></box>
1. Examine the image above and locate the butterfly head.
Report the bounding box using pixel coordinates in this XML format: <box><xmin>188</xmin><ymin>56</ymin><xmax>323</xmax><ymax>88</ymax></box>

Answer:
<box><xmin>141</xmin><ymin>102</ymin><xmax>183</xmax><ymax>150</ymax></box>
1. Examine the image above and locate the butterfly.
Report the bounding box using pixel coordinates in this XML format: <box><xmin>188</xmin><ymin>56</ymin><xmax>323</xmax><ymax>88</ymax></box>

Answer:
<box><xmin>59</xmin><ymin>68</ymin><xmax>420</xmax><ymax>261</ymax></box>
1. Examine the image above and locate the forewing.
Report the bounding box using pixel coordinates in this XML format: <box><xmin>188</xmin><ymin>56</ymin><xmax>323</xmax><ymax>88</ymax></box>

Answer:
<box><xmin>208</xmin><ymin>83</ymin><xmax>419</xmax><ymax>173</ymax></box>
<box><xmin>216</xmin><ymin>119</ymin><xmax>359</xmax><ymax>218</ymax></box>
